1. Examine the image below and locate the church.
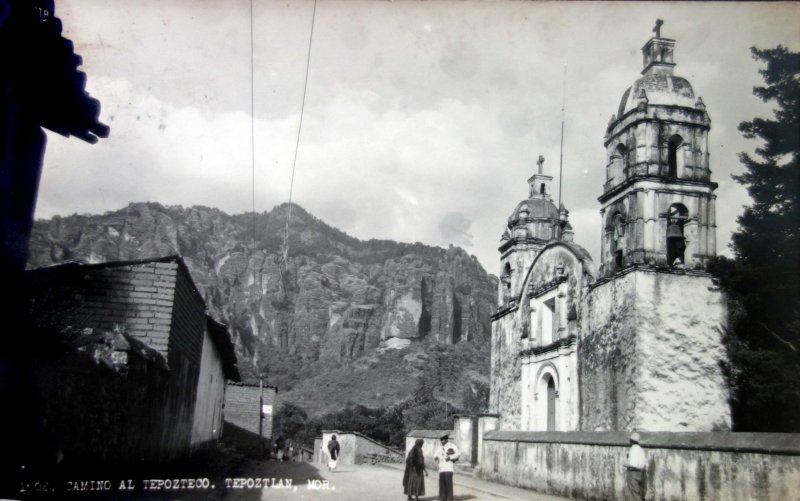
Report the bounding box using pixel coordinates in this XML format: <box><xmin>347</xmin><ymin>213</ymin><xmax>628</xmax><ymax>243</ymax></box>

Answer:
<box><xmin>411</xmin><ymin>23</ymin><xmax>798</xmax><ymax>499</ymax></box>
<box><xmin>489</xmin><ymin>22</ymin><xmax>731</xmax><ymax>434</ymax></box>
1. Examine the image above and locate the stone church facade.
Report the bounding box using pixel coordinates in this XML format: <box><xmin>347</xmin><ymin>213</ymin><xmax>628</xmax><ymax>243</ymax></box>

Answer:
<box><xmin>489</xmin><ymin>27</ymin><xmax>731</xmax><ymax>434</ymax></box>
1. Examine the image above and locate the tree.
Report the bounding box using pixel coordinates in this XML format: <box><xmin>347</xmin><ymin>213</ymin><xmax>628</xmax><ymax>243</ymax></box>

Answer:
<box><xmin>710</xmin><ymin>45</ymin><xmax>800</xmax><ymax>432</ymax></box>
<box><xmin>273</xmin><ymin>402</ymin><xmax>312</xmax><ymax>446</ymax></box>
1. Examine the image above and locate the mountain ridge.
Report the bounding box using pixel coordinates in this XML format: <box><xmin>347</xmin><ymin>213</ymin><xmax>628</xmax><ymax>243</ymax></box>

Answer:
<box><xmin>28</xmin><ymin>201</ymin><xmax>498</xmax><ymax>416</ymax></box>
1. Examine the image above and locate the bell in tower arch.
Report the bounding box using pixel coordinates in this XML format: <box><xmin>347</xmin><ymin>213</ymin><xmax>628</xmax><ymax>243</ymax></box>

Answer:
<box><xmin>666</xmin><ymin>204</ymin><xmax>688</xmax><ymax>267</ymax></box>
<box><xmin>666</xmin><ymin>223</ymin><xmax>686</xmax><ymax>267</ymax></box>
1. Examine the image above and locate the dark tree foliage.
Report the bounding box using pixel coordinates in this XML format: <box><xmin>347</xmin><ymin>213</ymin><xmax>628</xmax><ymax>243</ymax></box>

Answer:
<box><xmin>273</xmin><ymin>402</ymin><xmax>311</xmax><ymax>445</ymax></box>
<box><xmin>709</xmin><ymin>45</ymin><xmax>800</xmax><ymax>432</ymax></box>
<box><xmin>461</xmin><ymin>381</ymin><xmax>490</xmax><ymax>414</ymax></box>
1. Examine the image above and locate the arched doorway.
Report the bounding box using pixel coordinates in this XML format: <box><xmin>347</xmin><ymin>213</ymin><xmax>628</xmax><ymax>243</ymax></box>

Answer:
<box><xmin>531</xmin><ymin>368</ymin><xmax>560</xmax><ymax>431</ymax></box>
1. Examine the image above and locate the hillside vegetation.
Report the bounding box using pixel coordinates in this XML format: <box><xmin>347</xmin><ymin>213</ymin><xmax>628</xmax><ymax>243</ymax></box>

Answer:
<box><xmin>29</xmin><ymin>202</ymin><xmax>497</xmax><ymax>417</ymax></box>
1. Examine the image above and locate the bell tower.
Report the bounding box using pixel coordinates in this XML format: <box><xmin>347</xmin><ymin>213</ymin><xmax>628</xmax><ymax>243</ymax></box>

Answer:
<box><xmin>598</xmin><ymin>20</ymin><xmax>717</xmax><ymax>278</ymax></box>
<box><xmin>577</xmin><ymin>21</ymin><xmax>731</xmax><ymax>433</ymax></box>
<box><xmin>497</xmin><ymin>155</ymin><xmax>561</xmax><ymax>306</ymax></box>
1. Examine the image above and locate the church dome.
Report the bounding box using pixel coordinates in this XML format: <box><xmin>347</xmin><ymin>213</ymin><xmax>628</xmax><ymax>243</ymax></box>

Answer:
<box><xmin>508</xmin><ymin>197</ymin><xmax>559</xmax><ymax>225</ymax></box>
<box><xmin>617</xmin><ymin>72</ymin><xmax>695</xmax><ymax>117</ymax></box>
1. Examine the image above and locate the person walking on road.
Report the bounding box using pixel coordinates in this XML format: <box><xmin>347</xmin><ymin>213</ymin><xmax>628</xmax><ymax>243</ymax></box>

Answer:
<box><xmin>403</xmin><ymin>438</ymin><xmax>427</xmax><ymax>500</ymax></box>
<box><xmin>622</xmin><ymin>432</ymin><xmax>647</xmax><ymax>500</ymax></box>
<box><xmin>433</xmin><ymin>434</ymin><xmax>459</xmax><ymax>501</ymax></box>
<box><xmin>327</xmin><ymin>435</ymin><xmax>341</xmax><ymax>472</ymax></box>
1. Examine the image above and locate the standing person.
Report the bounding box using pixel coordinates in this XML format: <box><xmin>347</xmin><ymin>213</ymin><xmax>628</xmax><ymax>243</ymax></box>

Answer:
<box><xmin>327</xmin><ymin>434</ymin><xmax>341</xmax><ymax>472</ymax></box>
<box><xmin>433</xmin><ymin>434</ymin><xmax>459</xmax><ymax>501</ymax></box>
<box><xmin>402</xmin><ymin>438</ymin><xmax>427</xmax><ymax>501</ymax></box>
<box><xmin>622</xmin><ymin>432</ymin><xmax>647</xmax><ymax>500</ymax></box>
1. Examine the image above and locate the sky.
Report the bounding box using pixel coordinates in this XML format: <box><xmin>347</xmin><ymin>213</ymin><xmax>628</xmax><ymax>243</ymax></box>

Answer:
<box><xmin>39</xmin><ymin>1</ymin><xmax>800</xmax><ymax>275</ymax></box>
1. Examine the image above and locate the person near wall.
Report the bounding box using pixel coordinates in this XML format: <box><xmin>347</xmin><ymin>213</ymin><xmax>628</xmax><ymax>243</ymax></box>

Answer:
<box><xmin>433</xmin><ymin>434</ymin><xmax>459</xmax><ymax>501</ymax></box>
<box><xmin>275</xmin><ymin>435</ymin><xmax>286</xmax><ymax>461</ymax></box>
<box><xmin>402</xmin><ymin>438</ymin><xmax>428</xmax><ymax>501</ymax></box>
<box><xmin>623</xmin><ymin>432</ymin><xmax>647</xmax><ymax>500</ymax></box>
<box><xmin>327</xmin><ymin>435</ymin><xmax>341</xmax><ymax>472</ymax></box>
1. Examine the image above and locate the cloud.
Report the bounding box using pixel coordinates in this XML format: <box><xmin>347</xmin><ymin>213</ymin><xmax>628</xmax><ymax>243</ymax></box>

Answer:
<box><xmin>41</xmin><ymin>0</ymin><xmax>799</xmax><ymax>274</ymax></box>
<box><xmin>439</xmin><ymin>212</ymin><xmax>474</xmax><ymax>248</ymax></box>
<box><xmin>40</xmin><ymin>77</ymin><xmax>292</xmax><ymax>218</ymax></box>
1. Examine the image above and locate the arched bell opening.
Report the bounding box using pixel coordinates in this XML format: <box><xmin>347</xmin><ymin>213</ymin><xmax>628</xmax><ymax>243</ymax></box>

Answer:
<box><xmin>666</xmin><ymin>203</ymin><xmax>689</xmax><ymax>266</ymax></box>
<box><xmin>607</xmin><ymin>211</ymin><xmax>626</xmax><ymax>273</ymax></box>
<box><xmin>616</xmin><ymin>143</ymin><xmax>629</xmax><ymax>179</ymax></box>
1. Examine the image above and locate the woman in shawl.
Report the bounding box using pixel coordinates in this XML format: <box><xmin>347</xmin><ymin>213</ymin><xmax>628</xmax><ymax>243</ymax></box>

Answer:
<box><xmin>402</xmin><ymin>438</ymin><xmax>427</xmax><ymax>501</ymax></box>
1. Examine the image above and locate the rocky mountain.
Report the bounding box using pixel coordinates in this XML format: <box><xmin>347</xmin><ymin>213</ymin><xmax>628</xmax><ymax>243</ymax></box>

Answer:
<box><xmin>28</xmin><ymin>202</ymin><xmax>498</xmax><ymax>416</ymax></box>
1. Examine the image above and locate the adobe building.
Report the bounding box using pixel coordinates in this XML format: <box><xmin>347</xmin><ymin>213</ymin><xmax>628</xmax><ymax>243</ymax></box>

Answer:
<box><xmin>223</xmin><ymin>381</ymin><xmax>278</xmax><ymax>456</ymax></box>
<box><xmin>490</xmin><ymin>23</ymin><xmax>729</xmax><ymax>434</ymax></box>
<box><xmin>24</xmin><ymin>255</ymin><xmax>240</xmax><ymax>463</ymax></box>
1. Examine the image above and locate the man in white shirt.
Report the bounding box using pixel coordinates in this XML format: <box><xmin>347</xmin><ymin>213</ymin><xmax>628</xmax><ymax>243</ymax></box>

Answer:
<box><xmin>433</xmin><ymin>434</ymin><xmax>459</xmax><ymax>501</ymax></box>
<box><xmin>622</xmin><ymin>432</ymin><xmax>647</xmax><ymax>500</ymax></box>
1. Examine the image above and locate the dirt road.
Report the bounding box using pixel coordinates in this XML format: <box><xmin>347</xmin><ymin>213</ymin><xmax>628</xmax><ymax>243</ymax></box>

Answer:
<box><xmin>7</xmin><ymin>451</ymin><xmax>564</xmax><ymax>501</ymax></box>
<box><xmin>252</xmin><ymin>462</ymin><xmax>565</xmax><ymax>501</ymax></box>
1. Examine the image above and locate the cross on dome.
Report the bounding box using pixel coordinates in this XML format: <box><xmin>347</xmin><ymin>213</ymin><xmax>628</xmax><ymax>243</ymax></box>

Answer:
<box><xmin>653</xmin><ymin>19</ymin><xmax>664</xmax><ymax>38</ymax></box>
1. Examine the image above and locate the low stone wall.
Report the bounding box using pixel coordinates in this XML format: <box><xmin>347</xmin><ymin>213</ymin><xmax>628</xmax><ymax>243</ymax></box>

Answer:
<box><xmin>476</xmin><ymin>431</ymin><xmax>800</xmax><ymax>500</ymax></box>
<box><xmin>317</xmin><ymin>431</ymin><xmax>402</xmax><ymax>465</ymax></box>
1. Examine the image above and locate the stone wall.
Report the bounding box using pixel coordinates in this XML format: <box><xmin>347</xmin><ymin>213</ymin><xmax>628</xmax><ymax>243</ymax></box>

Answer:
<box><xmin>319</xmin><ymin>431</ymin><xmax>402</xmax><ymax>465</ymax></box>
<box><xmin>476</xmin><ymin>431</ymin><xmax>800</xmax><ymax>501</ymax></box>
<box><xmin>580</xmin><ymin>270</ymin><xmax>639</xmax><ymax>431</ymax></box>
<box><xmin>581</xmin><ymin>268</ymin><xmax>730</xmax><ymax>431</ymax></box>
<box><xmin>489</xmin><ymin>306</ymin><xmax>523</xmax><ymax>430</ymax></box>
<box><xmin>353</xmin><ymin>434</ymin><xmax>403</xmax><ymax>463</ymax></box>
<box><xmin>453</xmin><ymin>416</ymin><xmax>477</xmax><ymax>466</ymax></box>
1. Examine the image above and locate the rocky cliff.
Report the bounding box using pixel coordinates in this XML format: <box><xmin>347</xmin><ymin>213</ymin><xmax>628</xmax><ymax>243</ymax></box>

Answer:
<box><xmin>28</xmin><ymin>202</ymin><xmax>497</xmax><ymax>415</ymax></box>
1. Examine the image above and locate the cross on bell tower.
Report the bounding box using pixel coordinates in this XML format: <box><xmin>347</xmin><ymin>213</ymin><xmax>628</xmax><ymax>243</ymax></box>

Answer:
<box><xmin>641</xmin><ymin>19</ymin><xmax>676</xmax><ymax>75</ymax></box>
<box><xmin>653</xmin><ymin>19</ymin><xmax>663</xmax><ymax>38</ymax></box>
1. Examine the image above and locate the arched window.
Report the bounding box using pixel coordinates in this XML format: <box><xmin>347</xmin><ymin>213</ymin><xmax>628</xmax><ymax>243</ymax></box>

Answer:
<box><xmin>668</xmin><ymin>135</ymin><xmax>683</xmax><ymax>177</ymax></box>
<box><xmin>666</xmin><ymin>203</ymin><xmax>688</xmax><ymax>266</ymax></box>
<box><xmin>540</xmin><ymin>183</ymin><xmax>546</xmax><ymax>195</ymax></box>
<box><xmin>610</xmin><ymin>212</ymin><xmax>625</xmax><ymax>271</ymax></box>
<box><xmin>501</xmin><ymin>263</ymin><xmax>512</xmax><ymax>300</ymax></box>
<box><xmin>616</xmin><ymin>143</ymin><xmax>629</xmax><ymax>177</ymax></box>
